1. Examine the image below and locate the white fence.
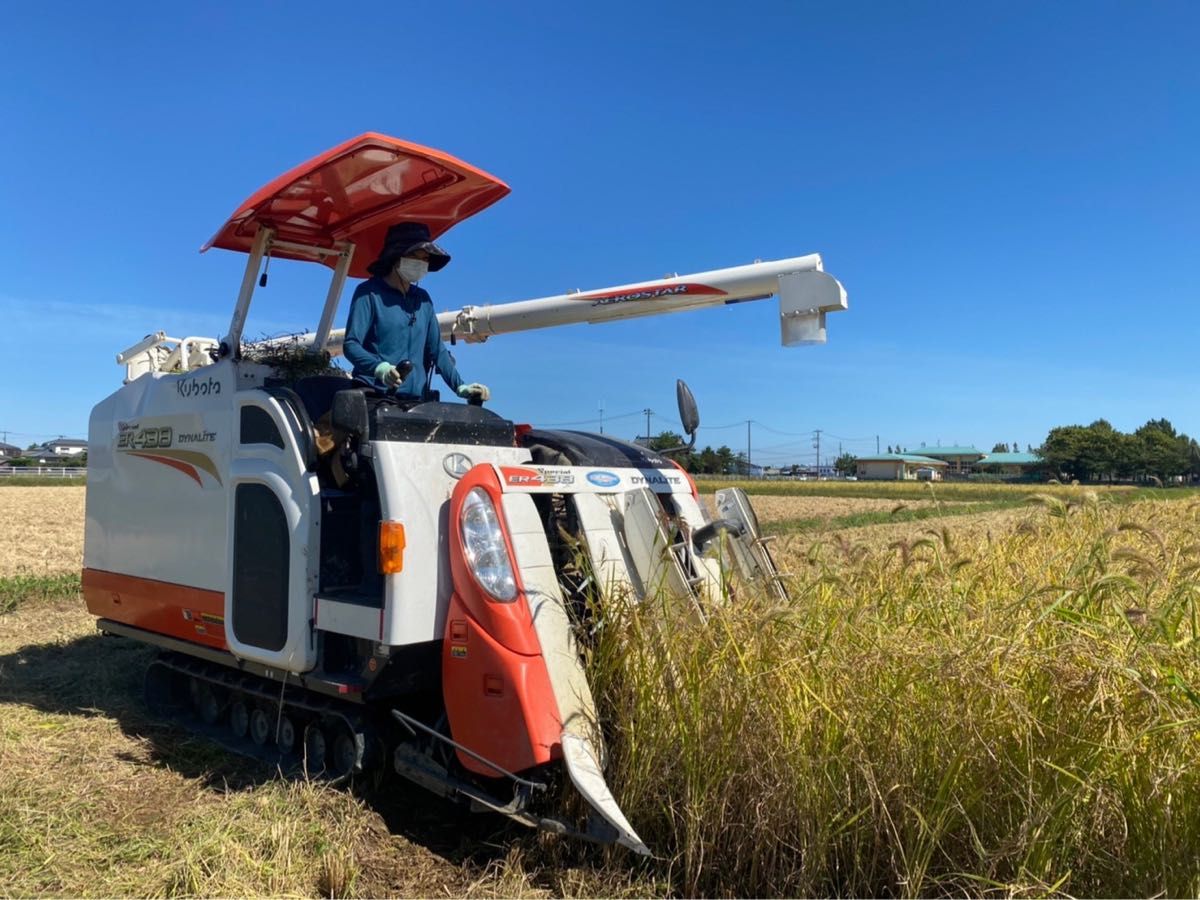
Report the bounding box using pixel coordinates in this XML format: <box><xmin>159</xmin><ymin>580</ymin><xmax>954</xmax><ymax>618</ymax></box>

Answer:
<box><xmin>0</xmin><ymin>466</ymin><xmax>87</xmax><ymax>478</ymax></box>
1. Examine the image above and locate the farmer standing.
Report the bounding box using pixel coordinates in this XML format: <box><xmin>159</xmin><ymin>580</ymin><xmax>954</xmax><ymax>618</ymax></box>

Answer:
<box><xmin>343</xmin><ymin>222</ymin><xmax>489</xmax><ymax>402</ymax></box>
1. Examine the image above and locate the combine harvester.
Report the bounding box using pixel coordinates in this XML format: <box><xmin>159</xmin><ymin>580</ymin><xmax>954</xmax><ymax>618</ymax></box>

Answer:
<box><xmin>84</xmin><ymin>133</ymin><xmax>848</xmax><ymax>854</ymax></box>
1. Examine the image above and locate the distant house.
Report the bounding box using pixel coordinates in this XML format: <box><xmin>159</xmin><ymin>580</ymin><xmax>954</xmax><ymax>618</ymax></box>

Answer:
<box><xmin>0</xmin><ymin>442</ymin><xmax>20</xmax><ymax>460</ymax></box>
<box><xmin>855</xmin><ymin>453</ymin><xmax>949</xmax><ymax>481</ymax></box>
<box><xmin>911</xmin><ymin>445</ymin><xmax>985</xmax><ymax>474</ymax></box>
<box><xmin>973</xmin><ymin>451</ymin><xmax>1043</xmax><ymax>478</ymax></box>
<box><xmin>37</xmin><ymin>437</ymin><xmax>88</xmax><ymax>457</ymax></box>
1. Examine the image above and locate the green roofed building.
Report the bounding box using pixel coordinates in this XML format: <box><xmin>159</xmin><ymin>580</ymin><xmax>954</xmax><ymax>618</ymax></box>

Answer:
<box><xmin>910</xmin><ymin>445</ymin><xmax>985</xmax><ymax>474</ymax></box>
<box><xmin>855</xmin><ymin>454</ymin><xmax>949</xmax><ymax>481</ymax></box>
<box><xmin>973</xmin><ymin>451</ymin><xmax>1043</xmax><ymax>477</ymax></box>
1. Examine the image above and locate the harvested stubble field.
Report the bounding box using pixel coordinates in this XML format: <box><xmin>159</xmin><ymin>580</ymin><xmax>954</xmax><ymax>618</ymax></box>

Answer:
<box><xmin>0</xmin><ymin>485</ymin><xmax>86</xmax><ymax>575</ymax></box>
<box><xmin>3</xmin><ymin>481</ymin><xmax>1200</xmax><ymax>897</ymax></box>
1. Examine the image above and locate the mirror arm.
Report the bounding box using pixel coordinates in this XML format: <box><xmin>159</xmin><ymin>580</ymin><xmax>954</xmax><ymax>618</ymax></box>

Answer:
<box><xmin>657</xmin><ymin>432</ymin><xmax>697</xmax><ymax>457</ymax></box>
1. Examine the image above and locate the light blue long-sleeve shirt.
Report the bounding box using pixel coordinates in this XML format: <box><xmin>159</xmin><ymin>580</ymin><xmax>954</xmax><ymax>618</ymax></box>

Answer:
<box><xmin>342</xmin><ymin>277</ymin><xmax>464</xmax><ymax>397</ymax></box>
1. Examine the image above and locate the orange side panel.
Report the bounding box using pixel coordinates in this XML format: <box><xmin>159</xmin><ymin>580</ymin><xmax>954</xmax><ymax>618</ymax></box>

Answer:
<box><xmin>82</xmin><ymin>568</ymin><xmax>227</xmax><ymax>651</ymax></box>
<box><xmin>442</xmin><ymin>592</ymin><xmax>561</xmax><ymax>776</ymax></box>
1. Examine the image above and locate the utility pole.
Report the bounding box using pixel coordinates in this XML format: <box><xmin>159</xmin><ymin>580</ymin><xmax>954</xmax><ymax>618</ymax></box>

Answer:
<box><xmin>599</xmin><ymin>401</ymin><xmax>604</xmax><ymax>435</ymax></box>
<box><xmin>746</xmin><ymin>420</ymin><xmax>752</xmax><ymax>473</ymax></box>
<box><xmin>643</xmin><ymin>408</ymin><xmax>653</xmax><ymax>443</ymax></box>
<box><xmin>813</xmin><ymin>429</ymin><xmax>822</xmax><ymax>473</ymax></box>
<box><xmin>876</xmin><ymin>434</ymin><xmax>880</xmax><ymax>454</ymax></box>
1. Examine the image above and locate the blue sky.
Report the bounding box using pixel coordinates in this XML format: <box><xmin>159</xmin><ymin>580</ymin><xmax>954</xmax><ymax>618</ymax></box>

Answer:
<box><xmin>1</xmin><ymin>1</ymin><xmax>1196</xmax><ymax>466</ymax></box>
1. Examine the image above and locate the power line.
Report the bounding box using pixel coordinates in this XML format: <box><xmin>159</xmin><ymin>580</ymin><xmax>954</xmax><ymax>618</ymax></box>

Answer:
<box><xmin>539</xmin><ymin>410</ymin><xmax>642</xmax><ymax>427</ymax></box>
<box><xmin>822</xmin><ymin>432</ymin><xmax>878</xmax><ymax>443</ymax></box>
<box><xmin>695</xmin><ymin>420</ymin><xmax>751</xmax><ymax>431</ymax></box>
<box><xmin>750</xmin><ymin>421</ymin><xmax>814</xmax><ymax>437</ymax></box>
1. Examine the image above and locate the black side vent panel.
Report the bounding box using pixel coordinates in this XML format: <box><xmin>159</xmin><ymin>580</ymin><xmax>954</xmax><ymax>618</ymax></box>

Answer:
<box><xmin>232</xmin><ymin>483</ymin><xmax>289</xmax><ymax>651</ymax></box>
<box><xmin>240</xmin><ymin>406</ymin><xmax>284</xmax><ymax>448</ymax></box>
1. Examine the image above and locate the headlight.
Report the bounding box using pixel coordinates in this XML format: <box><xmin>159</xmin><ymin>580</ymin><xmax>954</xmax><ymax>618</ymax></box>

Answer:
<box><xmin>460</xmin><ymin>488</ymin><xmax>517</xmax><ymax>602</ymax></box>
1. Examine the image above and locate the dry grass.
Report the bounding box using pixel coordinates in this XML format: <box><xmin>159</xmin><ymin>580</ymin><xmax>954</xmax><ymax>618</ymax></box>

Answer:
<box><xmin>704</xmin><ymin>491</ymin><xmax>950</xmax><ymax>525</ymax></box>
<box><xmin>0</xmin><ymin>485</ymin><xmax>85</xmax><ymax>576</ymax></box>
<box><xmin>773</xmin><ymin>506</ymin><xmax>1033</xmax><ymax>565</ymax></box>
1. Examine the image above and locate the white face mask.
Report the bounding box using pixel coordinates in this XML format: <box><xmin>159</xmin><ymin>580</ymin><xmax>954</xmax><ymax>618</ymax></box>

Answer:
<box><xmin>396</xmin><ymin>257</ymin><xmax>429</xmax><ymax>284</ymax></box>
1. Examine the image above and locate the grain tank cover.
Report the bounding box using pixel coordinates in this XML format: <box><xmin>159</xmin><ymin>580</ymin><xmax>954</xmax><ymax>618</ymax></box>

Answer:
<box><xmin>202</xmin><ymin>133</ymin><xmax>510</xmax><ymax>278</ymax></box>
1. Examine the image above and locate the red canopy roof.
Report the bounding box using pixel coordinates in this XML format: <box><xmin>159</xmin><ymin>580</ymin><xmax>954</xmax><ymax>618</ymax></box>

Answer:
<box><xmin>202</xmin><ymin>133</ymin><xmax>510</xmax><ymax>278</ymax></box>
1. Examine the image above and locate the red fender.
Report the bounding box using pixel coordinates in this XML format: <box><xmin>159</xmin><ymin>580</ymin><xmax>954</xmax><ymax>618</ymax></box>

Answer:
<box><xmin>442</xmin><ymin>464</ymin><xmax>562</xmax><ymax>776</ymax></box>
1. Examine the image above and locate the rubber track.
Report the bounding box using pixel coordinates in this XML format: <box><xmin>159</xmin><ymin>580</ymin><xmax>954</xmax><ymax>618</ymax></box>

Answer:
<box><xmin>145</xmin><ymin>651</ymin><xmax>373</xmax><ymax>783</ymax></box>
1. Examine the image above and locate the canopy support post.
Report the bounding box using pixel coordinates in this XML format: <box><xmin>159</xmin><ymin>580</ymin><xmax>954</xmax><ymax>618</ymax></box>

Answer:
<box><xmin>312</xmin><ymin>242</ymin><xmax>355</xmax><ymax>355</ymax></box>
<box><xmin>221</xmin><ymin>226</ymin><xmax>274</xmax><ymax>356</ymax></box>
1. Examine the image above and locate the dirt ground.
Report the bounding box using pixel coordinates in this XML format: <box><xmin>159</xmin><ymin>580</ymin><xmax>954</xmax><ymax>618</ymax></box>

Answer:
<box><xmin>0</xmin><ymin>485</ymin><xmax>85</xmax><ymax>575</ymax></box>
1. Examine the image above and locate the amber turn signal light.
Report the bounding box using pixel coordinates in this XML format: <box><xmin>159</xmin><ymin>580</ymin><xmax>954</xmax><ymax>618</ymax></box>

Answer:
<box><xmin>379</xmin><ymin>521</ymin><xmax>406</xmax><ymax>574</ymax></box>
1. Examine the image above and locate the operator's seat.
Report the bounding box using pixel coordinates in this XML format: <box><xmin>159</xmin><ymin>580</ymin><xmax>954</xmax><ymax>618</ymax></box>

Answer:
<box><xmin>291</xmin><ymin>374</ymin><xmax>362</xmax><ymax>424</ymax></box>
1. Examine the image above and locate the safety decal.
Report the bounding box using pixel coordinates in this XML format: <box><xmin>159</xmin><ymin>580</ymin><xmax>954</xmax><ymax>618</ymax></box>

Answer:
<box><xmin>450</xmin><ymin>645</ymin><xmax>467</xmax><ymax>659</ymax></box>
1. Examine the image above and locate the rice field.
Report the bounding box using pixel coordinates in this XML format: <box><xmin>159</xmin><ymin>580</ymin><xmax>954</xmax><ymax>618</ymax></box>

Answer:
<box><xmin>3</xmin><ymin>481</ymin><xmax>1200</xmax><ymax>896</ymax></box>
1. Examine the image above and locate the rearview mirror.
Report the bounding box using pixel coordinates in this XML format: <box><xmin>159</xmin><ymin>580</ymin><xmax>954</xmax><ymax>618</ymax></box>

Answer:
<box><xmin>677</xmin><ymin>380</ymin><xmax>699</xmax><ymax>437</ymax></box>
<box><xmin>332</xmin><ymin>389</ymin><xmax>369</xmax><ymax>441</ymax></box>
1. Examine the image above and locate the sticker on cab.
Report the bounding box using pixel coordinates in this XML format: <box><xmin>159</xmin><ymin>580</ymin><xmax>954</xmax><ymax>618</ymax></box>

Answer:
<box><xmin>586</xmin><ymin>470</ymin><xmax>621</xmax><ymax>488</ymax></box>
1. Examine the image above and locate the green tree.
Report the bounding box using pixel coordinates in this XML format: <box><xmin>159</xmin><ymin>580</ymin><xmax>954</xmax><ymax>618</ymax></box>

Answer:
<box><xmin>692</xmin><ymin>446</ymin><xmax>719</xmax><ymax>474</ymax></box>
<box><xmin>991</xmin><ymin>442</ymin><xmax>1009</xmax><ymax>453</ymax></box>
<box><xmin>1040</xmin><ymin>425</ymin><xmax>1086</xmax><ymax>480</ymax></box>
<box><xmin>1135</xmin><ymin>420</ymin><xmax>1187</xmax><ymax>479</ymax></box>
<box><xmin>834</xmin><ymin>452</ymin><xmax>857</xmax><ymax>476</ymax></box>
<box><xmin>648</xmin><ymin>430</ymin><xmax>683</xmax><ymax>451</ymax></box>
<box><xmin>1185</xmin><ymin>438</ymin><xmax>1200</xmax><ymax>482</ymax></box>
<box><xmin>1078</xmin><ymin>419</ymin><xmax>1119</xmax><ymax>481</ymax></box>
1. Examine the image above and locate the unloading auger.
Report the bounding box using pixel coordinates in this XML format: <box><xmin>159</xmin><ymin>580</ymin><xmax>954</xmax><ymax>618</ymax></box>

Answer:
<box><xmin>88</xmin><ymin>133</ymin><xmax>848</xmax><ymax>854</ymax></box>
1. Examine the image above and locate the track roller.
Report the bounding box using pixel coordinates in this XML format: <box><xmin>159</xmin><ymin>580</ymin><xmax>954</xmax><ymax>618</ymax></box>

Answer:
<box><xmin>277</xmin><ymin>713</ymin><xmax>298</xmax><ymax>755</ymax></box>
<box><xmin>332</xmin><ymin>725</ymin><xmax>365</xmax><ymax>777</ymax></box>
<box><xmin>229</xmin><ymin>698</ymin><xmax>250</xmax><ymax>739</ymax></box>
<box><xmin>304</xmin><ymin>724</ymin><xmax>328</xmax><ymax>776</ymax></box>
<box><xmin>250</xmin><ymin>707</ymin><xmax>272</xmax><ymax>746</ymax></box>
<box><xmin>196</xmin><ymin>681</ymin><xmax>223</xmax><ymax>725</ymax></box>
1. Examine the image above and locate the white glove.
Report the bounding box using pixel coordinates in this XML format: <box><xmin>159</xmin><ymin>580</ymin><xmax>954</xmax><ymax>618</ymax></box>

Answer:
<box><xmin>457</xmin><ymin>382</ymin><xmax>490</xmax><ymax>401</ymax></box>
<box><xmin>374</xmin><ymin>362</ymin><xmax>403</xmax><ymax>387</ymax></box>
